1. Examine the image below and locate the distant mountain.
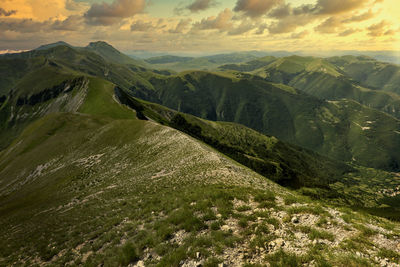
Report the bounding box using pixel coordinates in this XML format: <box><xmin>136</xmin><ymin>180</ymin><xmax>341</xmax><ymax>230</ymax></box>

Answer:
<box><xmin>220</xmin><ymin>55</ymin><xmax>400</xmax><ymax>119</ymax></box>
<box><xmin>145</xmin><ymin>55</ymin><xmax>194</xmax><ymax>64</ymax></box>
<box><xmin>127</xmin><ymin>70</ymin><xmax>400</xmax><ymax>172</ymax></box>
<box><xmin>327</xmin><ymin>55</ymin><xmax>400</xmax><ymax>94</ymax></box>
<box><xmin>144</xmin><ymin>51</ymin><xmax>271</xmax><ymax>71</ymax></box>
<box><xmin>219</xmin><ymin>56</ymin><xmax>276</xmax><ymax>72</ymax></box>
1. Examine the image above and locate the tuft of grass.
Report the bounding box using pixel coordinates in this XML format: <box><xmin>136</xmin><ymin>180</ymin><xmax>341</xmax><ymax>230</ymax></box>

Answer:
<box><xmin>203</xmin><ymin>257</ymin><xmax>222</xmax><ymax>267</ymax></box>
<box><xmin>309</xmin><ymin>229</ymin><xmax>334</xmax><ymax>242</ymax></box>
<box><xmin>297</xmin><ymin>226</ymin><xmax>334</xmax><ymax>241</ymax></box>
<box><xmin>377</xmin><ymin>248</ymin><xmax>400</xmax><ymax>263</ymax></box>
<box><xmin>283</xmin><ymin>194</ymin><xmax>298</xmax><ymax>205</ymax></box>
<box><xmin>254</xmin><ymin>191</ymin><xmax>275</xmax><ymax>203</ymax></box>
<box><xmin>287</xmin><ymin>204</ymin><xmax>328</xmax><ymax>216</ymax></box>
<box><xmin>353</xmin><ymin>224</ymin><xmax>377</xmax><ymax>237</ymax></box>
<box><xmin>238</xmin><ymin>218</ymin><xmax>249</xmax><ymax>228</ymax></box>
<box><xmin>266</xmin><ymin>249</ymin><xmax>301</xmax><ymax>267</ymax></box>
<box><xmin>237</xmin><ymin>205</ymin><xmax>252</xmax><ymax>212</ymax></box>
<box><xmin>118</xmin><ymin>242</ymin><xmax>139</xmax><ymax>265</ymax></box>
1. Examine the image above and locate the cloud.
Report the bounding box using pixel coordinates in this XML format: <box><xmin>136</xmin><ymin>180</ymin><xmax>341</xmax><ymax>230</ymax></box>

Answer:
<box><xmin>228</xmin><ymin>20</ymin><xmax>255</xmax><ymax>35</ymax></box>
<box><xmin>186</xmin><ymin>0</ymin><xmax>218</xmax><ymax>13</ymax></box>
<box><xmin>193</xmin><ymin>8</ymin><xmax>233</xmax><ymax>31</ymax></box>
<box><xmin>52</xmin><ymin>15</ymin><xmax>84</xmax><ymax>31</ymax></box>
<box><xmin>65</xmin><ymin>0</ymin><xmax>89</xmax><ymax>12</ymax></box>
<box><xmin>255</xmin><ymin>23</ymin><xmax>268</xmax><ymax>34</ymax></box>
<box><xmin>130</xmin><ymin>20</ymin><xmax>154</xmax><ymax>31</ymax></box>
<box><xmin>314</xmin><ymin>0</ymin><xmax>370</xmax><ymax>15</ymax></box>
<box><xmin>0</xmin><ymin>16</ymin><xmax>84</xmax><ymax>33</ymax></box>
<box><xmin>315</xmin><ymin>17</ymin><xmax>342</xmax><ymax>33</ymax></box>
<box><xmin>0</xmin><ymin>7</ymin><xmax>17</xmax><ymax>16</ymax></box>
<box><xmin>0</xmin><ymin>18</ymin><xmax>48</xmax><ymax>33</ymax></box>
<box><xmin>169</xmin><ymin>19</ymin><xmax>192</xmax><ymax>34</ymax></box>
<box><xmin>267</xmin><ymin>13</ymin><xmax>314</xmax><ymax>34</ymax></box>
<box><xmin>291</xmin><ymin>30</ymin><xmax>309</xmax><ymax>39</ymax></box>
<box><xmin>85</xmin><ymin>0</ymin><xmax>146</xmax><ymax>26</ymax></box>
<box><xmin>269</xmin><ymin>4</ymin><xmax>291</xmax><ymax>18</ymax></box>
<box><xmin>234</xmin><ymin>0</ymin><xmax>283</xmax><ymax>18</ymax></box>
<box><xmin>338</xmin><ymin>28</ymin><xmax>358</xmax><ymax>36</ymax></box>
<box><xmin>367</xmin><ymin>20</ymin><xmax>393</xmax><ymax>36</ymax></box>
<box><xmin>342</xmin><ymin>9</ymin><xmax>374</xmax><ymax>23</ymax></box>
<box><xmin>266</xmin><ymin>0</ymin><xmax>379</xmax><ymax>35</ymax></box>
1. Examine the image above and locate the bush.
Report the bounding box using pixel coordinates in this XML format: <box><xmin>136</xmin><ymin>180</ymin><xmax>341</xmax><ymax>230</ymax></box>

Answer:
<box><xmin>119</xmin><ymin>242</ymin><xmax>139</xmax><ymax>265</ymax></box>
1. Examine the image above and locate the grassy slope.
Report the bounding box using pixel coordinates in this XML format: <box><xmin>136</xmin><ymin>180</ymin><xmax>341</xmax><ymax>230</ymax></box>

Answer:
<box><xmin>1</xmin><ymin>78</ymin><xmax>400</xmax><ymax>266</ymax></box>
<box><xmin>117</xmin><ymin>91</ymin><xmax>400</xmax><ymax>211</ymax></box>
<box><xmin>127</xmin><ymin>71</ymin><xmax>400</xmax><ymax>172</ymax></box>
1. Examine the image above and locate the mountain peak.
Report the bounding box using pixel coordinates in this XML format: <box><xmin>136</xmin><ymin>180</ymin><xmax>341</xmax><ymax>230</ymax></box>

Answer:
<box><xmin>35</xmin><ymin>41</ymin><xmax>72</xmax><ymax>51</ymax></box>
<box><xmin>86</xmin><ymin>41</ymin><xmax>116</xmax><ymax>50</ymax></box>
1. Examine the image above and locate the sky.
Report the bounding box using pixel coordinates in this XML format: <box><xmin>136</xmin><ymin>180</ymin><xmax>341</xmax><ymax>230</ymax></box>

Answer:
<box><xmin>0</xmin><ymin>0</ymin><xmax>399</xmax><ymax>53</ymax></box>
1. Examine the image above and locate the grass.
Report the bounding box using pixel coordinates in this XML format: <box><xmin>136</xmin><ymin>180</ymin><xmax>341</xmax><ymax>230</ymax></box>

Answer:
<box><xmin>377</xmin><ymin>248</ymin><xmax>400</xmax><ymax>263</ymax></box>
<box><xmin>287</xmin><ymin>205</ymin><xmax>328</xmax><ymax>216</ymax></box>
<box><xmin>265</xmin><ymin>249</ymin><xmax>301</xmax><ymax>267</ymax></box>
<box><xmin>297</xmin><ymin>226</ymin><xmax>335</xmax><ymax>241</ymax></box>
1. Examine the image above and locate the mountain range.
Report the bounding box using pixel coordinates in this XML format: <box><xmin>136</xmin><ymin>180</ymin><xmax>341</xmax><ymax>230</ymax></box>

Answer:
<box><xmin>1</xmin><ymin>41</ymin><xmax>400</xmax><ymax>266</ymax></box>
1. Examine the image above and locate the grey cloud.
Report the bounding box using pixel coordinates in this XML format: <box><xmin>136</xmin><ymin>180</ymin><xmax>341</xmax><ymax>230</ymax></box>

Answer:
<box><xmin>342</xmin><ymin>9</ymin><xmax>374</xmax><ymax>23</ymax></box>
<box><xmin>52</xmin><ymin>16</ymin><xmax>84</xmax><ymax>31</ymax></box>
<box><xmin>266</xmin><ymin>0</ymin><xmax>378</xmax><ymax>35</ymax></box>
<box><xmin>130</xmin><ymin>20</ymin><xmax>154</xmax><ymax>32</ymax></box>
<box><xmin>193</xmin><ymin>8</ymin><xmax>233</xmax><ymax>31</ymax></box>
<box><xmin>234</xmin><ymin>0</ymin><xmax>284</xmax><ymax>18</ymax></box>
<box><xmin>314</xmin><ymin>17</ymin><xmax>342</xmax><ymax>33</ymax></box>
<box><xmin>338</xmin><ymin>28</ymin><xmax>358</xmax><ymax>36</ymax></box>
<box><xmin>269</xmin><ymin>4</ymin><xmax>291</xmax><ymax>18</ymax></box>
<box><xmin>314</xmin><ymin>0</ymin><xmax>370</xmax><ymax>15</ymax></box>
<box><xmin>0</xmin><ymin>18</ymin><xmax>48</xmax><ymax>33</ymax></box>
<box><xmin>187</xmin><ymin>0</ymin><xmax>218</xmax><ymax>13</ymax></box>
<box><xmin>367</xmin><ymin>20</ymin><xmax>393</xmax><ymax>36</ymax></box>
<box><xmin>255</xmin><ymin>23</ymin><xmax>268</xmax><ymax>35</ymax></box>
<box><xmin>291</xmin><ymin>30</ymin><xmax>309</xmax><ymax>39</ymax></box>
<box><xmin>0</xmin><ymin>7</ymin><xmax>16</xmax><ymax>16</ymax></box>
<box><xmin>85</xmin><ymin>0</ymin><xmax>146</xmax><ymax>26</ymax></box>
<box><xmin>0</xmin><ymin>16</ymin><xmax>84</xmax><ymax>33</ymax></box>
<box><xmin>169</xmin><ymin>19</ymin><xmax>192</xmax><ymax>34</ymax></box>
<box><xmin>228</xmin><ymin>20</ymin><xmax>255</xmax><ymax>35</ymax></box>
<box><xmin>267</xmin><ymin>14</ymin><xmax>314</xmax><ymax>34</ymax></box>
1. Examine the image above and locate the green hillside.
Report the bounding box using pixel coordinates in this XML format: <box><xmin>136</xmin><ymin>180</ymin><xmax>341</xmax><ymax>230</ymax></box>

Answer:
<box><xmin>221</xmin><ymin>55</ymin><xmax>400</xmax><ymax>119</ymax></box>
<box><xmin>1</xmin><ymin>72</ymin><xmax>400</xmax><ymax>266</ymax></box>
<box><xmin>126</xmin><ymin>70</ymin><xmax>400</xmax><ymax>172</ymax></box>
<box><xmin>85</xmin><ymin>41</ymin><xmax>148</xmax><ymax>67</ymax></box>
<box><xmin>328</xmin><ymin>55</ymin><xmax>400</xmax><ymax>94</ymax></box>
<box><xmin>117</xmin><ymin>90</ymin><xmax>400</xmax><ymax>209</ymax></box>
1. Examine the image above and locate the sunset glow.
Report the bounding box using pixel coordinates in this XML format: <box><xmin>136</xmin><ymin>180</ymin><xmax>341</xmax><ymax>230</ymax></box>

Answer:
<box><xmin>0</xmin><ymin>0</ymin><xmax>399</xmax><ymax>52</ymax></box>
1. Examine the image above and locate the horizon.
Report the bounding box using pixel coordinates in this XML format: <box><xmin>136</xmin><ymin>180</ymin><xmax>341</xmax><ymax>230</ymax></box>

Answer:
<box><xmin>0</xmin><ymin>0</ymin><xmax>399</xmax><ymax>54</ymax></box>
<box><xmin>1</xmin><ymin>40</ymin><xmax>400</xmax><ymax>62</ymax></box>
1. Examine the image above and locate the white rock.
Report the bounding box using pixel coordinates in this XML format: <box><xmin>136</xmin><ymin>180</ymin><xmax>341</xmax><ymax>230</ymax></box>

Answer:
<box><xmin>291</xmin><ymin>216</ymin><xmax>299</xmax><ymax>223</ymax></box>
<box><xmin>221</xmin><ymin>225</ymin><xmax>230</xmax><ymax>231</ymax></box>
